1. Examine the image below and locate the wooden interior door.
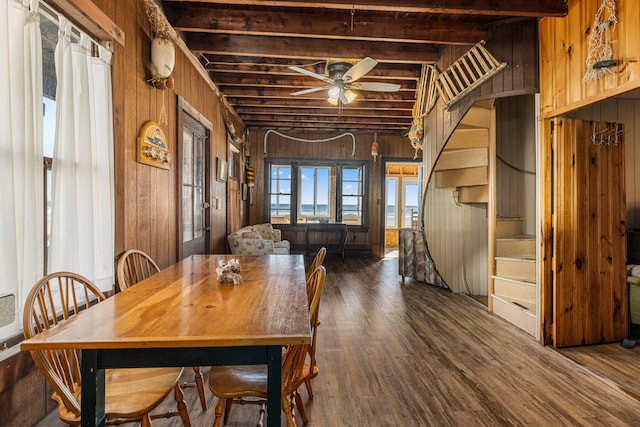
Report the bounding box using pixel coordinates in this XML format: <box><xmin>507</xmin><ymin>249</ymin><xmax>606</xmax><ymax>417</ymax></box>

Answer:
<box><xmin>552</xmin><ymin>118</ymin><xmax>627</xmax><ymax>347</ymax></box>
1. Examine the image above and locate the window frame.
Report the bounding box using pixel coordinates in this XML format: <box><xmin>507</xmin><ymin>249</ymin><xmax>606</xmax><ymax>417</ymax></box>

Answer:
<box><xmin>264</xmin><ymin>159</ymin><xmax>369</xmax><ymax>231</ymax></box>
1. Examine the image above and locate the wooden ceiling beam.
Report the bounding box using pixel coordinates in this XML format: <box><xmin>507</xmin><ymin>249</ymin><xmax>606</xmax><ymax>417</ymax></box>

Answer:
<box><xmin>213</xmin><ymin>76</ymin><xmax>417</xmax><ymax>89</ymax></box>
<box><xmin>241</xmin><ymin>114</ymin><xmax>410</xmax><ymax>124</ymax></box>
<box><xmin>220</xmin><ymin>87</ymin><xmax>416</xmax><ymax>101</ymax></box>
<box><xmin>234</xmin><ymin>106</ymin><xmax>412</xmax><ymax>117</ymax></box>
<box><xmin>163</xmin><ymin>0</ymin><xmax>567</xmax><ymax>17</ymax></box>
<box><xmin>244</xmin><ymin>121</ymin><xmax>410</xmax><ymax>131</ymax></box>
<box><xmin>186</xmin><ymin>33</ymin><xmax>440</xmax><ymax>63</ymax></box>
<box><xmin>202</xmin><ymin>61</ymin><xmax>421</xmax><ymax>80</ymax></box>
<box><xmin>229</xmin><ymin>99</ymin><xmax>413</xmax><ymax>109</ymax></box>
<box><xmin>166</xmin><ymin>5</ymin><xmax>486</xmax><ymax>45</ymax></box>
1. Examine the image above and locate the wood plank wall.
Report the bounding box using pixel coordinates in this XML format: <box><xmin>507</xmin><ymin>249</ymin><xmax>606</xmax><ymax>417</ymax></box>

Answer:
<box><xmin>6</xmin><ymin>1</ymin><xmax>239</xmax><ymax>424</ymax></box>
<box><xmin>552</xmin><ymin>118</ymin><xmax>627</xmax><ymax>346</ymax></box>
<box><xmin>95</xmin><ymin>0</ymin><xmax>233</xmax><ymax>268</ymax></box>
<box><xmin>422</xmin><ymin>21</ymin><xmax>540</xmax><ymax>294</ymax></box>
<box><xmin>566</xmin><ymin>98</ymin><xmax>640</xmax><ymax>230</ymax></box>
<box><xmin>539</xmin><ymin>0</ymin><xmax>640</xmax><ymax>119</ymax></box>
<box><xmin>539</xmin><ymin>0</ymin><xmax>640</xmax><ymax>344</ymax></box>
<box><xmin>424</xmin><ymin>19</ymin><xmax>539</xmax><ymax>185</ymax></box>
<box><xmin>248</xmin><ymin>130</ymin><xmax>416</xmax><ymax>257</ymax></box>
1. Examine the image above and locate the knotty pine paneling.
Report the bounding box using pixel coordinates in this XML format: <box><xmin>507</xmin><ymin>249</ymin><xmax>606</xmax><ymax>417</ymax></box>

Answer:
<box><xmin>248</xmin><ymin>130</ymin><xmax>415</xmax><ymax>257</ymax></box>
<box><xmin>94</xmin><ymin>0</ymin><xmax>232</xmax><ymax>267</ymax></box>
<box><xmin>552</xmin><ymin>119</ymin><xmax>627</xmax><ymax>346</ymax></box>
<box><xmin>540</xmin><ymin>0</ymin><xmax>640</xmax><ymax>118</ymax></box>
<box><xmin>566</xmin><ymin>98</ymin><xmax>640</xmax><ymax>230</ymax></box>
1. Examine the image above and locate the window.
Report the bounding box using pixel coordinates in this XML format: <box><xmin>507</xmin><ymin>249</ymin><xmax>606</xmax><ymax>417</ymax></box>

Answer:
<box><xmin>386</xmin><ymin>177</ymin><xmax>398</xmax><ymax>228</ymax></box>
<box><xmin>42</xmin><ymin>11</ymin><xmax>60</xmax><ymax>273</ymax></box>
<box><xmin>181</xmin><ymin>115</ymin><xmax>206</xmax><ymax>244</ymax></box>
<box><xmin>341</xmin><ymin>167</ymin><xmax>364</xmax><ymax>225</ymax></box>
<box><xmin>0</xmin><ymin>2</ymin><xmax>114</xmax><ymax>341</ymax></box>
<box><xmin>270</xmin><ymin>165</ymin><xmax>292</xmax><ymax>224</ymax></box>
<box><xmin>298</xmin><ymin>166</ymin><xmax>334</xmax><ymax>223</ymax></box>
<box><xmin>266</xmin><ymin>161</ymin><xmax>367</xmax><ymax>228</ymax></box>
<box><xmin>229</xmin><ymin>142</ymin><xmax>240</xmax><ymax>180</ymax></box>
<box><xmin>402</xmin><ymin>178</ymin><xmax>419</xmax><ymax>228</ymax></box>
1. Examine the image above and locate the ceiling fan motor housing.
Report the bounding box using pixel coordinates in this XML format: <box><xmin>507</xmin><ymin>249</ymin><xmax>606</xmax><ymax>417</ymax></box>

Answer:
<box><xmin>328</xmin><ymin>62</ymin><xmax>353</xmax><ymax>81</ymax></box>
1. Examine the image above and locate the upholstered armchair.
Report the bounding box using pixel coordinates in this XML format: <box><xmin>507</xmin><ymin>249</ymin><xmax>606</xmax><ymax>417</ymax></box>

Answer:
<box><xmin>227</xmin><ymin>223</ymin><xmax>290</xmax><ymax>255</ymax></box>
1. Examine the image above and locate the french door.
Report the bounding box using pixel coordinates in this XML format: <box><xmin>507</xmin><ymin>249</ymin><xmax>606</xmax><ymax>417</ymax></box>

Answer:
<box><xmin>179</xmin><ymin>113</ymin><xmax>210</xmax><ymax>259</ymax></box>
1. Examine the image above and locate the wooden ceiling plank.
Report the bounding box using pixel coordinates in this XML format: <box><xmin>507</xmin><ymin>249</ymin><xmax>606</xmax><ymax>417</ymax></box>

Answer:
<box><xmin>239</xmin><ymin>112</ymin><xmax>412</xmax><ymax>120</ymax></box>
<box><xmin>163</xmin><ymin>0</ymin><xmax>567</xmax><ymax>17</ymax></box>
<box><xmin>220</xmin><ymin>89</ymin><xmax>416</xmax><ymax>101</ymax></box>
<box><xmin>203</xmin><ymin>62</ymin><xmax>421</xmax><ymax>80</ymax></box>
<box><xmin>212</xmin><ymin>75</ymin><xmax>418</xmax><ymax>89</ymax></box>
<box><xmin>166</xmin><ymin>5</ymin><xmax>487</xmax><ymax>45</ymax></box>
<box><xmin>230</xmin><ymin>100</ymin><xmax>413</xmax><ymax>110</ymax></box>
<box><xmin>234</xmin><ymin>106</ymin><xmax>412</xmax><ymax>116</ymax></box>
<box><xmin>186</xmin><ymin>33</ymin><xmax>440</xmax><ymax>63</ymax></box>
<box><xmin>241</xmin><ymin>114</ymin><xmax>410</xmax><ymax>124</ymax></box>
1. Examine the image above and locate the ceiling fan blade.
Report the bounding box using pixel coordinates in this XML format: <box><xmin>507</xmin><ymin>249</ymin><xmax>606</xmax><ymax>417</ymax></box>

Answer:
<box><xmin>288</xmin><ymin>66</ymin><xmax>334</xmax><ymax>84</ymax></box>
<box><xmin>290</xmin><ymin>86</ymin><xmax>330</xmax><ymax>96</ymax></box>
<box><xmin>352</xmin><ymin>82</ymin><xmax>401</xmax><ymax>92</ymax></box>
<box><xmin>342</xmin><ymin>57</ymin><xmax>378</xmax><ymax>83</ymax></box>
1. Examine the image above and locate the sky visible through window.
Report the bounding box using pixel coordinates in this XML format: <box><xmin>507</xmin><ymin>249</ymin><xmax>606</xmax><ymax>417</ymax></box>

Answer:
<box><xmin>300</xmin><ymin>167</ymin><xmax>330</xmax><ymax>216</ymax></box>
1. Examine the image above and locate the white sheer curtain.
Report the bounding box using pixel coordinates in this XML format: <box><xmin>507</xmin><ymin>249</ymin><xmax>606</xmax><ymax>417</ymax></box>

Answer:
<box><xmin>48</xmin><ymin>17</ymin><xmax>114</xmax><ymax>291</ymax></box>
<box><xmin>0</xmin><ymin>0</ymin><xmax>43</xmax><ymax>338</ymax></box>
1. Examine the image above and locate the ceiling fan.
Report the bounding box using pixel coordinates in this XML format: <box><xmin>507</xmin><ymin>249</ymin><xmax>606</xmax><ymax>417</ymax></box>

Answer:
<box><xmin>288</xmin><ymin>57</ymin><xmax>401</xmax><ymax>106</ymax></box>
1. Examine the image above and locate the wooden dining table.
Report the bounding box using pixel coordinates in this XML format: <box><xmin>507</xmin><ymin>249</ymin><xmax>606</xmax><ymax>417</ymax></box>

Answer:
<box><xmin>21</xmin><ymin>254</ymin><xmax>311</xmax><ymax>427</ymax></box>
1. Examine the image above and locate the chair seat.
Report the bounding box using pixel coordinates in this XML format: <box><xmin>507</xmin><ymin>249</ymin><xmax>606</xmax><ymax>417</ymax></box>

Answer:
<box><xmin>208</xmin><ymin>365</ymin><xmax>268</xmax><ymax>397</ymax></box>
<box><xmin>300</xmin><ymin>362</ymin><xmax>318</xmax><ymax>383</ymax></box>
<box><xmin>56</xmin><ymin>367</ymin><xmax>184</xmax><ymax>424</ymax></box>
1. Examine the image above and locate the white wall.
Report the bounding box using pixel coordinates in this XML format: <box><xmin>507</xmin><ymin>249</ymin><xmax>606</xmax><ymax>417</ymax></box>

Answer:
<box><xmin>495</xmin><ymin>95</ymin><xmax>537</xmax><ymax>235</ymax></box>
<box><xmin>425</xmin><ymin>181</ymin><xmax>488</xmax><ymax>295</ymax></box>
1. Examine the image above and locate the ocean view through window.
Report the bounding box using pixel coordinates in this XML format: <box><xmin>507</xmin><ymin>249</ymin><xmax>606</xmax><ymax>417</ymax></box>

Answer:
<box><xmin>266</xmin><ymin>161</ymin><xmax>367</xmax><ymax>227</ymax></box>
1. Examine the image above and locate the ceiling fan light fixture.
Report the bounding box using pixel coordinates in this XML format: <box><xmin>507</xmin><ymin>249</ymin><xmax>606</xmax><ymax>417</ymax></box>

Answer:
<box><xmin>327</xmin><ymin>96</ymin><xmax>338</xmax><ymax>106</ymax></box>
<box><xmin>344</xmin><ymin>90</ymin><xmax>357</xmax><ymax>104</ymax></box>
<box><xmin>327</xmin><ymin>85</ymin><xmax>340</xmax><ymax>100</ymax></box>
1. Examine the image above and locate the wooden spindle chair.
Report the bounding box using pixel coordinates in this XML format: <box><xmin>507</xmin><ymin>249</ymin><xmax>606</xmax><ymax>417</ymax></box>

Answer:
<box><xmin>23</xmin><ymin>272</ymin><xmax>191</xmax><ymax>427</ymax></box>
<box><xmin>116</xmin><ymin>249</ymin><xmax>208</xmax><ymax>411</ymax></box>
<box><xmin>207</xmin><ymin>265</ymin><xmax>326</xmax><ymax>427</ymax></box>
<box><xmin>306</xmin><ymin>247</ymin><xmax>326</xmax><ymax>282</ymax></box>
<box><xmin>293</xmin><ymin>265</ymin><xmax>326</xmax><ymax>423</ymax></box>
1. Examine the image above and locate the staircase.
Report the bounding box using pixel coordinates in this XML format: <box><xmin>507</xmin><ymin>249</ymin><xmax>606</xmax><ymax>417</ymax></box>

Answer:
<box><xmin>491</xmin><ymin>217</ymin><xmax>537</xmax><ymax>336</ymax></box>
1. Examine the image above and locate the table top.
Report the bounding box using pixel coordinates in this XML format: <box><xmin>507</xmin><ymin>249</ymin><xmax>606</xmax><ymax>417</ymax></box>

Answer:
<box><xmin>21</xmin><ymin>254</ymin><xmax>311</xmax><ymax>351</ymax></box>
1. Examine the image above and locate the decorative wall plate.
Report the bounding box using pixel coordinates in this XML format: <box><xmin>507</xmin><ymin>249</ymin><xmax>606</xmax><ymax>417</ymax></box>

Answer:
<box><xmin>137</xmin><ymin>120</ymin><xmax>171</xmax><ymax>169</ymax></box>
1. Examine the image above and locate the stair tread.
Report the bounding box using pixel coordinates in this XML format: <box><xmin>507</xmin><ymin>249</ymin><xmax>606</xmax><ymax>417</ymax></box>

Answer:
<box><xmin>492</xmin><ymin>294</ymin><xmax>537</xmax><ymax>313</ymax></box>
<box><xmin>496</xmin><ymin>234</ymin><xmax>535</xmax><ymax>241</ymax></box>
<box><xmin>495</xmin><ymin>256</ymin><xmax>536</xmax><ymax>262</ymax></box>
<box><xmin>492</xmin><ymin>275</ymin><xmax>536</xmax><ymax>285</ymax></box>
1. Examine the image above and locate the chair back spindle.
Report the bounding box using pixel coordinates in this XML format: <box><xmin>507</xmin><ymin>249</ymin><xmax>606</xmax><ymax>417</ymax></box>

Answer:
<box><xmin>116</xmin><ymin>249</ymin><xmax>160</xmax><ymax>291</ymax></box>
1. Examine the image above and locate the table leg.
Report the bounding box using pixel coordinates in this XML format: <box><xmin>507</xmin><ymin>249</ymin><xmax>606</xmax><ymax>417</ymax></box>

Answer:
<box><xmin>266</xmin><ymin>345</ymin><xmax>282</xmax><ymax>427</ymax></box>
<box><xmin>81</xmin><ymin>349</ymin><xmax>106</xmax><ymax>427</ymax></box>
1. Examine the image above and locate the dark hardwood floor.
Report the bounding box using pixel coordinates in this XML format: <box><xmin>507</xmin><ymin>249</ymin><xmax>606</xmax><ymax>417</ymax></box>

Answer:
<box><xmin>35</xmin><ymin>256</ymin><xmax>640</xmax><ymax>426</ymax></box>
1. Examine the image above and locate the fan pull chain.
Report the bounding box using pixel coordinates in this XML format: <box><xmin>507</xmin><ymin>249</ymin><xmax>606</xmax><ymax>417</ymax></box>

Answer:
<box><xmin>350</xmin><ymin>7</ymin><xmax>355</xmax><ymax>31</ymax></box>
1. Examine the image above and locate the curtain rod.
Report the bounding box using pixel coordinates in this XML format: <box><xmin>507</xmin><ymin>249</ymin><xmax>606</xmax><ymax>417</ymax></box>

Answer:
<box><xmin>39</xmin><ymin>0</ymin><xmax>112</xmax><ymax>52</ymax></box>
